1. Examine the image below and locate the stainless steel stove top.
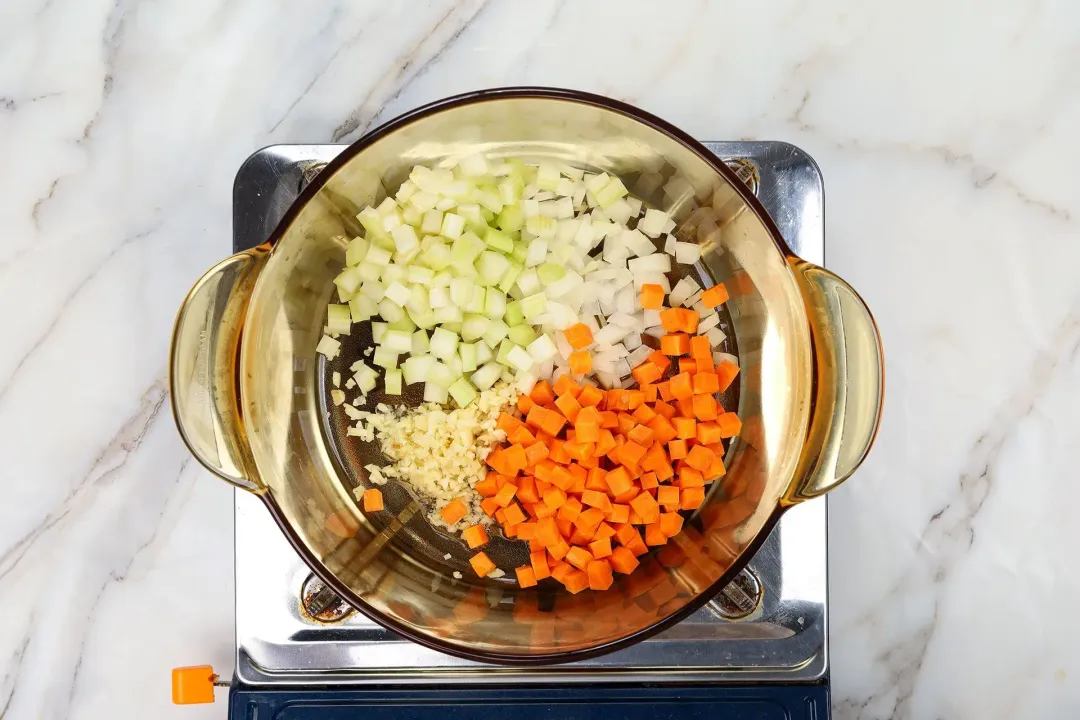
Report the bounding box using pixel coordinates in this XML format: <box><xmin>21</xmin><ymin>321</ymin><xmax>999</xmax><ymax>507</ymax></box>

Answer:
<box><xmin>231</xmin><ymin>142</ymin><xmax>827</xmax><ymax>686</ymax></box>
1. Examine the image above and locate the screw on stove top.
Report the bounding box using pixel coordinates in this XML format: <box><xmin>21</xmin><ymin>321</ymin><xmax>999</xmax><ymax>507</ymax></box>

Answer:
<box><xmin>709</xmin><ymin>567</ymin><xmax>763</xmax><ymax>620</ymax></box>
<box><xmin>300</xmin><ymin>573</ymin><xmax>354</xmax><ymax>623</ymax></box>
<box><xmin>723</xmin><ymin>158</ymin><xmax>760</xmax><ymax>196</ymax></box>
<box><xmin>298</xmin><ymin>162</ymin><xmax>328</xmax><ymax>192</ymax></box>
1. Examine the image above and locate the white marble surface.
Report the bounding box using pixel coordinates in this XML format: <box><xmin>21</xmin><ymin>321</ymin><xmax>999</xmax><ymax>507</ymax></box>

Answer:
<box><xmin>2</xmin><ymin>0</ymin><xmax>1078</xmax><ymax>717</ymax></box>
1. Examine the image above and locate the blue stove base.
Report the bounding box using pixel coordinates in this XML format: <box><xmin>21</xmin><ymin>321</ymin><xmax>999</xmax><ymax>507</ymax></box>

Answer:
<box><xmin>229</xmin><ymin>682</ymin><xmax>830</xmax><ymax>719</ymax></box>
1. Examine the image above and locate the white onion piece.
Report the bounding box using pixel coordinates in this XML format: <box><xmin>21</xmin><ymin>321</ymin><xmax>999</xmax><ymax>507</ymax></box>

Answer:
<box><xmin>706</xmin><ymin>327</ymin><xmax>728</xmax><ymax>347</ymax></box>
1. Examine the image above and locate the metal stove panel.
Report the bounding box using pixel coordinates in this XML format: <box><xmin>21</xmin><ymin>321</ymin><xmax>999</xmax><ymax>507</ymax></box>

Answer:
<box><xmin>231</xmin><ymin>142</ymin><xmax>827</xmax><ymax>685</ymax></box>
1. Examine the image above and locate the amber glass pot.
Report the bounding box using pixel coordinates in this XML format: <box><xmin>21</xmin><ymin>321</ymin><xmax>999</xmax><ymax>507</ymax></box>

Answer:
<box><xmin>170</xmin><ymin>88</ymin><xmax>883</xmax><ymax>664</ymax></box>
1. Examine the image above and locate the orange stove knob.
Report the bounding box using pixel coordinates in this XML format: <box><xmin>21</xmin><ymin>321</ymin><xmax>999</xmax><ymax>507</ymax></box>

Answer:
<box><xmin>171</xmin><ymin>665</ymin><xmax>219</xmax><ymax>704</ymax></box>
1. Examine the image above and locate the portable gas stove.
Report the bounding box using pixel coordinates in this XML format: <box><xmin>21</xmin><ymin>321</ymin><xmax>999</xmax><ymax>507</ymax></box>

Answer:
<box><xmin>222</xmin><ymin>141</ymin><xmax>829</xmax><ymax>718</ymax></box>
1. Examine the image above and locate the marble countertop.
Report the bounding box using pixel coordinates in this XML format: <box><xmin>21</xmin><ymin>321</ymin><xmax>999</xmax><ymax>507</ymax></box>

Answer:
<box><xmin>3</xmin><ymin>1</ymin><xmax>1078</xmax><ymax>718</ymax></box>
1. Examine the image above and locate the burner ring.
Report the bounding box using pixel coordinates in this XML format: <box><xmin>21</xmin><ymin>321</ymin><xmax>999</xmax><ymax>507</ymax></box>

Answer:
<box><xmin>300</xmin><ymin>574</ymin><xmax>355</xmax><ymax>624</ymax></box>
<box><xmin>708</xmin><ymin>568</ymin><xmax>763</xmax><ymax>620</ymax></box>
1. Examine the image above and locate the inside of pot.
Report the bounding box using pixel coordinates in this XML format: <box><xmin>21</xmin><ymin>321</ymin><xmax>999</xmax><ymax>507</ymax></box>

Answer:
<box><xmin>239</xmin><ymin>94</ymin><xmax>814</xmax><ymax>658</ymax></box>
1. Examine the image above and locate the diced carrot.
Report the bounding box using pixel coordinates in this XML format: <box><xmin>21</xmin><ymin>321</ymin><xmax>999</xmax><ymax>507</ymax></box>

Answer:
<box><xmin>475</xmin><ymin>474</ymin><xmax>499</xmax><ymax>497</ymax></box>
<box><xmin>508</xmin><ymin>425</ymin><xmax>537</xmax><ymax>445</ymax></box>
<box><xmin>668</xmin><ymin>439</ymin><xmax>688</xmax><ymax>460</ymax></box>
<box><xmin>548</xmin><ymin>538</ymin><xmax>571</xmax><ymax>561</ymax></box>
<box><xmin>631</xmin><ymin>403</ymin><xmax>657</xmax><ymax>424</ymax></box>
<box><xmin>654</xmin><ymin>459</ymin><xmax>675</xmax><ymax>482</ymax></box>
<box><xmin>493</xmin><ymin>483</ymin><xmax>518</xmax><ymax>508</ymax></box>
<box><xmin>530</xmin><ymin>380</ymin><xmax>555</xmax><ymax>405</ymax></box>
<box><xmin>660</xmin><ymin>512</ymin><xmax>684</xmax><ymax>538</ymax></box>
<box><xmin>589</xmin><ymin>537</ymin><xmax>613</xmax><ymax>559</ymax></box>
<box><xmin>625</xmin><ymin>390</ymin><xmax>645</xmax><ymax>409</ymax></box>
<box><xmin>533</xmin><ymin>459</ymin><xmax>557</xmax><ymax>483</ymax></box>
<box><xmin>542</xmin><ymin>486</ymin><xmax>567</xmax><ymax>511</ymax></box>
<box><xmin>652</xmin><ymin>399</ymin><xmax>676</xmax><ymax>419</ymax></box>
<box><xmin>496</xmin><ymin>412</ymin><xmax>524</xmax><ymax>435</ymax></box>
<box><xmin>581</xmin><ymin>489</ymin><xmax>611</xmax><ymax>512</ymax></box>
<box><xmin>632</xmin><ymin>362</ymin><xmax>663</xmax><ymax>386</ymax></box>
<box><xmin>693</xmin><ymin>372</ymin><xmax>720</xmax><ymax>394</ymax></box>
<box><xmin>517</xmin><ymin>522</ymin><xmax>537</xmax><ymax>540</ymax></box>
<box><xmin>647</xmin><ymin>350</ymin><xmax>672</xmax><ymax>373</ymax></box>
<box><xmin>676</xmin><ymin>308</ymin><xmax>699</xmax><ymax>333</ymax></box>
<box><xmin>568</xmin><ymin>463</ymin><xmax>588</xmax><ymax>484</ymax></box>
<box><xmin>577</xmin><ymin>385</ymin><xmax>604</xmax><ymax>407</ymax></box>
<box><xmin>625</xmin><ymin>533</ymin><xmax>650</xmax><ymax>557</ymax></box>
<box><xmin>659</xmin><ymin>308</ymin><xmax>682</xmax><ymax>333</ymax></box>
<box><xmin>642</xmin><ymin>383</ymin><xmax>659</xmax><ymax>403</ymax></box>
<box><xmin>629</xmin><ymin>491</ymin><xmax>661</xmax><ymax>524</ymax></box>
<box><xmin>517</xmin><ymin>395</ymin><xmax>535</xmax><ymax>415</ymax></box>
<box><xmin>470</xmin><ymin>552</ymin><xmax>496</xmax><ymax>577</ymax></box>
<box><xmin>690</xmin><ymin>335</ymin><xmax>712</xmax><ymax>361</ymax></box>
<box><xmin>598</xmin><ymin>466</ymin><xmax>628</xmax><ymax>496</ymax></box>
<box><xmin>554</xmin><ymin>393</ymin><xmax>582</xmax><ymax>423</ymax></box>
<box><xmin>515</xmin><ymin>565</ymin><xmax>538</xmax><ymax>588</ymax></box>
<box><xmin>526</xmin><ymin>405</ymin><xmax>567</xmax><ymax>436</ymax></box>
<box><xmin>657</xmin><ymin>485</ymin><xmax>680</xmax><ymax>509</ymax></box>
<box><xmin>530</xmin><ymin>550</ymin><xmax>551</xmax><ymax>580</ymax></box>
<box><xmin>564</xmin><ymin>570</ymin><xmax>590</xmax><ymax>594</ymax></box>
<box><xmin>576</xmin><ymin>507</ymin><xmax>605</xmax><ymax>530</ymax></box>
<box><xmin>639</xmin><ymin>472</ymin><xmax>659</xmax><ymax>490</ymax></box>
<box><xmin>669</xmin><ymin>372</ymin><xmax>693</xmax><ymax>399</ymax></box>
<box><xmin>566</xmin><ymin>546</ymin><xmax>594</xmax><ymax>571</ymax></box>
<box><xmin>696</xmin><ymin>422</ymin><xmax>722</xmax><ymax>445</ymax></box>
<box><xmin>585</xmin><ymin>467</ymin><xmax>608</xmax><ymax>492</ymax></box>
<box><xmin>640</xmin><ymin>283</ymin><xmax>665</xmax><ymax>310</ymax></box>
<box><xmin>480</xmin><ymin>497</ymin><xmax>500</xmax><ymax>517</ymax></box>
<box><xmin>660</xmin><ymin>333</ymin><xmax>690</xmax><ymax>356</ymax></box>
<box><xmin>569</xmin><ymin>525</ymin><xmax>593</xmax><ymax>545</ymax></box>
<box><xmin>707</xmin><ymin>453</ymin><xmax>727</xmax><ymax>482</ymax></box>
<box><xmin>696</xmin><ymin>352</ymin><xmax>715</xmax><ymax>373</ymax></box>
<box><xmin>610</xmin><ymin>546</ymin><xmax>640</xmax><ymax>574</ymax></box>
<box><xmin>681</xmin><ymin>487</ymin><xmax>705</xmax><ymax>510</ymax></box>
<box><xmin>557</xmin><ymin>495</ymin><xmax>583</xmax><ymax>522</ymax></box>
<box><xmin>677</xmin><ymin>466</ymin><xmax>705</xmax><ymax>488</ymax></box>
<box><xmin>716</xmin><ymin>412</ymin><xmax>742</xmax><ymax>438</ymax></box>
<box><xmin>657</xmin><ymin>381</ymin><xmax>674</xmax><ymax>402</ymax></box>
<box><xmin>679</xmin><ymin>358</ymin><xmax>697</xmax><ymax>375</ymax></box>
<box><xmin>616</xmin><ymin>413</ymin><xmax>637</xmax><ymax>436</ymax></box>
<box><xmin>716</xmin><ymin>360</ymin><xmax>740</xmax><ymax>391</ymax></box>
<box><xmin>560</xmin><ymin>517</ymin><xmax>578</xmax><ymax>539</ymax></box>
<box><xmin>607</xmin><ymin>503</ymin><xmax>630</xmax><ymax>524</ymax></box>
<box><xmin>701</xmin><ymin>283</ymin><xmax>729</xmax><ymax>308</ymax></box>
<box><xmin>441</xmin><ymin>499</ymin><xmax>468</xmax><ymax>524</ymax></box>
<box><xmin>692</xmin><ymin>394</ymin><xmax>718</xmax><ymax>421</ymax></box>
<box><xmin>645</xmin><ymin>523</ymin><xmax>668</xmax><ymax>546</ymax></box>
<box><xmin>647</xmin><ymin>415</ymin><xmax>678</xmax><ymax>444</ymax></box>
<box><xmin>505</xmin><ymin>444</ymin><xmax>528</xmax><ymax>473</ymax></box>
<box><xmin>615</xmin><ymin>441</ymin><xmax>644</xmax><ymax>471</ymax></box>
<box><xmin>463</xmin><ymin>524</ymin><xmax>490</xmax><ymax>548</ymax></box>
<box><xmin>549</xmin><ymin>465</ymin><xmax>573</xmax><ymax>490</ymax></box>
<box><xmin>536</xmin><ymin>517</ymin><xmax>560</xmax><ymax>546</ymax></box>
<box><xmin>553</xmin><ymin>375</ymin><xmax>581</xmax><ymax>398</ymax></box>
<box><xmin>549</xmin><ymin>439</ymin><xmax>571</xmax><ymax>464</ymax></box>
<box><xmin>587</xmin><ymin>559</ymin><xmax>614</xmax><ymax>591</ymax></box>
<box><xmin>569</xmin><ymin>350</ymin><xmax>592</xmax><ymax>375</ymax></box>
<box><xmin>673</xmin><ymin>416</ymin><xmax>697</xmax><ymax>440</ymax></box>
<box><xmin>503</xmin><ymin>505</ymin><xmax>524</xmax><ymax>526</ymax></box>
<box><xmin>614</xmin><ymin>523</ymin><xmax>639</xmax><ymax>546</ymax></box>
<box><xmin>565</xmin><ymin>441</ymin><xmax>595</xmax><ymax>463</ymax></box>
<box><xmin>627</xmin><ymin>424</ymin><xmax>654</xmax><ymax>447</ymax></box>
<box><xmin>563</xmin><ymin>323</ymin><xmax>594</xmax><ymax>350</ymax></box>
<box><xmin>362</xmin><ymin>488</ymin><xmax>384</xmax><ymax>512</ymax></box>
<box><xmin>593</xmin><ymin>521</ymin><xmax>616</xmax><ymax>541</ymax></box>
<box><xmin>639</xmin><ymin>442</ymin><xmax>667</xmax><ymax>472</ymax></box>
<box><xmin>686</xmin><ymin>444</ymin><xmax>715</xmax><ymax>472</ymax></box>
<box><xmin>524</xmin><ymin>441</ymin><xmax>549</xmax><ymax>467</ymax></box>
<box><xmin>574</xmin><ymin>408</ymin><xmax>601</xmax><ymax>444</ymax></box>
<box><xmin>676</xmin><ymin>397</ymin><xmax>695</xmax><ymax>417</ymax></box>
<box><xmin>599</xmin><ymin>411</ymin><xmax>619</xmax><ymax>429</ymax></box>
<box><xmin>550</xmin><ymin>561</ymin><xmax>573</xmax><ymax>584</ymax></box>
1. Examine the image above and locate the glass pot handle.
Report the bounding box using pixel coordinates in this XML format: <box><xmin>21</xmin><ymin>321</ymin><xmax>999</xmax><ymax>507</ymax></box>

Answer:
<box><xmin>169</xmin><ymin>249</ymin><xmax>268</xmax><ymax>494</ymax></box>
<box><xmin>785</xmin><ymin>259</ymin><xmax>884</xmax><ymax>502</ymax></box>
